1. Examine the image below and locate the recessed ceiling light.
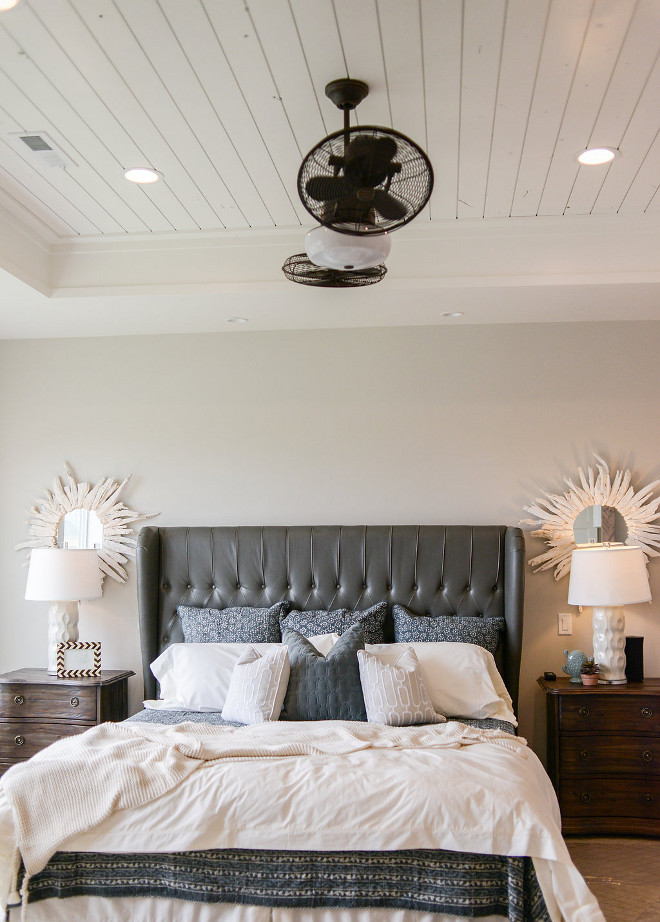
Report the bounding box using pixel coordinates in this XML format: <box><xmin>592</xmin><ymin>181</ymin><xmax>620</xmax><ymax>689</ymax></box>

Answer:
<box><xmin>442</xmin><ymin>311</ymin><xmax>464</xmax><ymax>318</ymax></box>
<box><xmin>227</xmin><ymin>317</ymin><xmax>248</xmax><ymax>324</ymax></box>
<box><xmin>124</xmin><ymin>167</ymin><xmax>161</xmax><ymax>184</ymax></box>
<box><xmin>0</xmin><ymin>0</ymin><xmax>20</xmax><ymax>9</ymax></box>
<box><xmin>576</xmin><ymin>148</ymin><xmax>619</xmax><ymax>166</ymax></box>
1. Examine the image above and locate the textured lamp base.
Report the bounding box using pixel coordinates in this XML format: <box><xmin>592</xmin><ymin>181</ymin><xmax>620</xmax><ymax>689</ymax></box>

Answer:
<box><xmin>47</xmin><ymin>601</ymin><xmax>80</xmax><ymax>675</ymax></box>
<box><xmin>593</xmin><ymin>605</ymin><xmax>627</xmax><ymax>685</ymax></box>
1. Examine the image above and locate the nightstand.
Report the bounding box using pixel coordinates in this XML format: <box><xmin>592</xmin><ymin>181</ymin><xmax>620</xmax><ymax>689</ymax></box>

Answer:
<box><xmin>0</xmin><ymin>668</ymin><xmax>134</xmax><ymax>777</ymax></box>
<box><xmin>538</xmin><ymin>676</ymin><xmax>660</xmax><ymax>836</ymax></box>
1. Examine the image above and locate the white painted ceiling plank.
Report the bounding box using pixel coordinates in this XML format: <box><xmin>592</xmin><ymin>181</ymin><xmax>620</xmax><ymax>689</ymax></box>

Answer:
<box><xmin>510</xmin><ymin>0</ymin><xmax>594</xmax><ymax>217</ymax></box>
<box><xmin>484</xmin><ymin>0</ymin><xmax>550</xmax><ymax>219</ymax></box>
<box><xmin>24</xmin><ymin>0</ymin><xmax>187</xmax><ymax>233</ymax></box>
<box><xmin>288</xmin><ymin>0</ymin><xmax>346</xmax><ymax>140</ymax></box>
<box><xmin>114</xmin><ymin>0</ymin><xmax>252</xmax><ymax>229</ymax></box>
<box><xmin>619</xmin><ymin>130</ymin><xmax>660</xmax><ymax>213</ymax></box>
<box><xmin>246</xmin><ymin>0</ymin><xmax>327</xmax><ymax>157</ymax></box>
<box><xmin>74</xmin><ymin>0</ymin><xmax>225</xmax><ymax>230</ymax></box>
<box><xmin>539</xmin><ymin>0</ymin><xmax>639</xmax><ymax>216</ymax></box>
<box><xmin>567</xmin><ymin>0</ymin><xmax>660</xmax><ymax>215</ymax></box>
<box><xmin>420</xmin><ymin>0</ymin><xmax>462</xmax><ymax>221</ymax></box>
<box><xmin>159</xmin><ymin>0</ymin><xmax>298</xmax><ymax>228</ymax></box>
<box><xmin>0</xmin><ymin>177</ymin><xmax>74</xmax><ymax>238</ymax></box>
<box><xmin>0</xmin><ymin>140</ymin><xmax>100</xmax><ymax>235</ymax></box>
<box><xmin>376</xmin><ymin>1</ymin><xmax>426</xmax><ymax>145</ymax></box>
<box><xmin>457</xmin><ymin>0</ymin><xmax>507</xmax><ymax>219</ymax></box>
<box><xmin>202</xmin><ymin>0</ymin><xmax>308</xmax><ymax>225</ymax></box>
<box><xmin>332</xmin><ymin>0</ymin><xmax>391</xmax><ymax>128</ymax></box>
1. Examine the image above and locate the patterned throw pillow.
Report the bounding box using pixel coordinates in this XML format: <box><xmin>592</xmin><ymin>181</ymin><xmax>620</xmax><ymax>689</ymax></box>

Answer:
<box><xmin>392</xmin><ymin>606</ymin><xmax>504</xmax><ymax>656</ymax></box>
<box><xmin>281</xmin><ymin>622</ymin><xmax>367</xmax><ymax>721</ymax></box>
<box><xmin>178</xmin><ymin>602</ymin><xmax>288</xmax><ymax>644</ymax></box>
<box><xmin>357</xmin><ymin>647</ymin><xmax>445</xmax><ymax>726</ymax></box>
<box><xmin>221</xmin><ymin>646</ymin><xmax>290</xmax><ymax>724</ymax></box>
<box><xmin>280</xmin><ymin>601</ymin><xmax>387</xmax><ymax>645</ymax></box>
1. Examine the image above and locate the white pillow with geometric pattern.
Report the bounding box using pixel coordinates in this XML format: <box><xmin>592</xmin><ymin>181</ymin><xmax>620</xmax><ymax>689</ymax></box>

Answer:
<box><xmin>221</xmin><ymin>646</ymin><xmax>290</xmax><ymax>724</ymax></box>
<box><xmin>357</xmin><ymin>647</ymin><xmax>445</xmax><ymax>726</ymax></box>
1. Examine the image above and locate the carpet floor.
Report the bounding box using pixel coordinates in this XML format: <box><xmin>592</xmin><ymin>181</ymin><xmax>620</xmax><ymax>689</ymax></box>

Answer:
<box><xmin>566</xmin><ymin>837</ymin><xmax>660</xmax><ymax>922</ymax></box>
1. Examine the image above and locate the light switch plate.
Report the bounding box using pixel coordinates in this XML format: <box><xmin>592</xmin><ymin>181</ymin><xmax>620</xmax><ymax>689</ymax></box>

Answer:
<box><xmin>558</xmin><ymin>612</ymin><xmax>572</xmax><ymax>635</ymax></box>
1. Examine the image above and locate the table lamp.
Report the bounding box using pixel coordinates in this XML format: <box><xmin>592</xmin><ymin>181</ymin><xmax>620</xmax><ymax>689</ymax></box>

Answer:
<box><xmin>568</xmin><ymin>545</ymin><xmax>651</xmax><ymax>684</ymax></box>
<box><xmin>25</xmin><ymin>548</ymin><xmax>103</xmax><ymax>674</ymax></box>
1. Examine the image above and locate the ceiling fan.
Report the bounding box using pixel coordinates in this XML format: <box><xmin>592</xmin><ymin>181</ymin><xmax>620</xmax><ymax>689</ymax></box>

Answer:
<box><xmin>283</xmin><ymin>78</ymin><xmax>433</xmax><ymax>288</ymax></box>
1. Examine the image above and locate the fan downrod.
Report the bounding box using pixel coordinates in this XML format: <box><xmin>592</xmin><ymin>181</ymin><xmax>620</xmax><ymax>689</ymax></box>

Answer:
<box><xmin>325</xmin><ymin>78</ymin><xmax>369</xmax><ymax>111</ymax></box>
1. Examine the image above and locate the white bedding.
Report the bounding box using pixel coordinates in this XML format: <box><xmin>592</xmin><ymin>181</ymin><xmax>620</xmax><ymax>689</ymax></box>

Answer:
<box><xmin>0</xmin><ymin>719</ymin><xmax>604</xmax><ymax>922</ymax></box>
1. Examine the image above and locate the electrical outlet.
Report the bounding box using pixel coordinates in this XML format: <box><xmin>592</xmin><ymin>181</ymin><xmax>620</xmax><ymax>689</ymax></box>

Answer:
<box><xmin>558</xmin><ymin>612</ymin><xmax>572</xmax><ymax>635</ymax></box>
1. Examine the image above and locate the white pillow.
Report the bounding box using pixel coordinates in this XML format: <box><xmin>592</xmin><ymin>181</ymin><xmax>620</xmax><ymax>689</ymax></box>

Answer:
<box><xmin>364</xmin><ymin>642</ymin><xmax>517</xmax><ymax>725</ymax></box>
<box><xmin>221</xmin><ymin>646</ymin><xmax>290</xmax><ymax>724</ymax></box>
<box><xmin>148</xmin><ymin>634</ymin><xmax>338</xmax><ymax>712</ymax></box>
<box><xmin>357</xmin><ymin>647</ymin><xmax>445</xmax><ymax>726</ymax></box>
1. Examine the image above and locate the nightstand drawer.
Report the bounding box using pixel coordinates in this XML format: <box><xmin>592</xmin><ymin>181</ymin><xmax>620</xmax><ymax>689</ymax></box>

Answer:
<box><xmin>560</xmin><ymin>778</ymin><xmax>660</xmax><ymax>821</ymax></box>
<box><xmin>559</xmin><ymin>695</ymin><xmax>660</xmax><ymax>733</ymax></box>
<box><xmin>0</xmin><ymin>721</ymin><xmax>89</xmax><ymax>760</ymax></box>
<box><xmin>0</xmin><ymin>682</ymin><xmax>96</xmax><ymax>721</ymax></box>
<box><xmin>560</xmin><ymin>736</ymin><xmax>660</xmax><ymax>776</ymax></box>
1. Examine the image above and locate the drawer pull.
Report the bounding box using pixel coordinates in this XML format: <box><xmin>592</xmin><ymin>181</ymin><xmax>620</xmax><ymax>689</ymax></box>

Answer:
<box><xmin>578</xmin><ymin>706</ymin><xmax>590</xmax><ymax>719</ymax></box>
<box><xmin>579</xmin><ymin>749</ymin><xmax>591</xmax><ymax>761</ymax></box>
<box><xmin>579</xmin><ymin>792</ymin><xmax>591</xmax><ymax>804</ymax></box>
<box><xmin>641</xmin><ymin>707</ymin><xmax>654</xmax><ymax>719</ymax></box>
<box><xmin>13</xmin><ymin>695</ymin><xmax>24</xmax><ymax>706</ymax></box>
<box><xmin>14</xmin><ymin>735</ymin><xmax>25</xmax><ymax>747</ymax></box>
<box><xmin>642</xmin><ymin>750</ymin><xmax>654</xmax><ymax>763</ymax></box>
<box><xmin>70</xmin><ymin>697</ymin><xmax>79</xmax><ymax>708</ymax></box>
<box><xmin>644</xmin><ymin>794</ymin><xmax>655</xmax><ymax>805</ymax></box>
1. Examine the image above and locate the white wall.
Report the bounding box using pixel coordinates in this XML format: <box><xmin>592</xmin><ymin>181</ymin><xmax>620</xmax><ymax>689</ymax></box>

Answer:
<box><xmin>2</xmin><ymin>321</ymin><xmax>659</xmax><ymax>759</ymax></box>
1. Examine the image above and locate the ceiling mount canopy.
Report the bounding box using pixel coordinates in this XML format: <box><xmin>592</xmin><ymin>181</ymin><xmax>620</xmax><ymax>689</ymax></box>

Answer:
<box><xmin>297</xmin><ymin>78</ymin><xmax>434</xmax><ymax>237</ymax></box>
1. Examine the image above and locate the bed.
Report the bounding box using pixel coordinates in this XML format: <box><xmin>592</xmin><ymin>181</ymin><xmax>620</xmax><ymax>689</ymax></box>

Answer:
<box><xmin>0</xmin><ymin>524</ymin><xmax>604</xmax><ymax>922</ymax></box>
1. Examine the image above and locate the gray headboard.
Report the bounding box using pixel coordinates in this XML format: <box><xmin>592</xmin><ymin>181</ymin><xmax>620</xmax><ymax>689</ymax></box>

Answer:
<box><xmin>136</xmin><ymin>525</ymin><xmax>525</xmax><ymax>712</ymax></box>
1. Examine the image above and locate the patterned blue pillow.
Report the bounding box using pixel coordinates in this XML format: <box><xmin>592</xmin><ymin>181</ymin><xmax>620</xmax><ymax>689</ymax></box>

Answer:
<box><xmin>178</xmin><ymin>602</ymin><xmax>287</xmax><ymax>644</ymax></box>
<box><xmin>392</xmin><ymin>605</ymin><xmax>504</xmax><ymax>656</ymax></box>
<box><xmin>281</xmin><ymin>623</ymin><xmax>367</xmax><ymax>721</ymax></box>
<box><xmin>280</xmin><ymin>601</ymin><xmax>386</xmax><ymax>645</ymax></box>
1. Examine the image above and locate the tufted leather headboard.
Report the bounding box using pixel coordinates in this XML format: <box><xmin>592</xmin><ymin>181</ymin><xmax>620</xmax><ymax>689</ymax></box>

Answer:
<box><xmin>137</xmin><ymin>525</ymin><xmax>525</xmax><ymax>712</ymax></box>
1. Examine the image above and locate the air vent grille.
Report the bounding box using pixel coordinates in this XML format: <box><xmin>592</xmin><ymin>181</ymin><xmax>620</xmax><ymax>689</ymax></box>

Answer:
<box><xmin>20</xmin><ymin>135</ymin><xmax>53</xmax><ymax>153</ymax></box>
<box><xmin>12</xmin><ymin>132</ymin><xmax>76</xmax><ymax>169</ymax></box>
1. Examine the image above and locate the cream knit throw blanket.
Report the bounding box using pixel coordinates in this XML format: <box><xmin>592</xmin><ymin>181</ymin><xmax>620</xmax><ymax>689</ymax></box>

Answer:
<box><xmin>1</xmin><ymin>719</ymin><xmax>526</xmax><ymax>890</ymax></box>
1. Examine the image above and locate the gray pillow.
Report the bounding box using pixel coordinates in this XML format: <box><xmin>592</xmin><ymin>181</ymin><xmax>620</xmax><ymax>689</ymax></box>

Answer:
<box><xmin>280</xmin><ymin>601</ymin><xmax>387</xmax><ymax>645</ymax></box>
<box><xmin>392</xmin><ymin>605</ymin><xmax>504</xmax><ymax>656</ymax></box>
<box><xmin>281</xmin><ymin>623</ymin><xmax>367</xmax><ymax>721</ymax></box>
<box><xmin>178</xmin><ymin>602</ymin><xmax>287</xmax><ymax>644</ymax></box>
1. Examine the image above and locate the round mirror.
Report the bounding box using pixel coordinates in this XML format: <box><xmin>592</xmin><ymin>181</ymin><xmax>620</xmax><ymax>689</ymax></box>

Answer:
<box><xmin>573</xmin><ymin>504</ymin><xmax>628</xmax><ymax>545</ymax></box>
<box><xmin>57</xmin><ymin>509</ymin><xmax>104</xmax><ymax>550</ymax></box>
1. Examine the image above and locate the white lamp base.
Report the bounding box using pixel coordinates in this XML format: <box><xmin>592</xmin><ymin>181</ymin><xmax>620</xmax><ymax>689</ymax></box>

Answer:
<box><xmin>593</xmin><ymin>605</ymin><xmax>627</xmax><ymax>684</ymax></box>
<box><xmin>47</xmin><ymin>601</ymin><xmax>80</xmax><ymax>675</ymax></box>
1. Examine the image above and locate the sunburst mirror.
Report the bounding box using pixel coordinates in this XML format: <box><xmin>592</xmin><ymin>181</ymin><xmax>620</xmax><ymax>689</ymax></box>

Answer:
<box><xmin>16</xmin><ymin>463</ymin><xmax>158</xmax><ymax>583</ymax></box>
<box><xmin>521</xmin><ymin>454</ymin><xmax>660</xmax><ymax>580</ymax></box>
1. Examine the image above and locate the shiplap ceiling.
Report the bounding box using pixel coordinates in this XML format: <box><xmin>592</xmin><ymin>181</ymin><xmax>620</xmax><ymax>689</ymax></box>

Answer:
<box><xmin>0</xmin><ymin>0</ymin><xmax>659</xmax><ymax>338</ymax></box>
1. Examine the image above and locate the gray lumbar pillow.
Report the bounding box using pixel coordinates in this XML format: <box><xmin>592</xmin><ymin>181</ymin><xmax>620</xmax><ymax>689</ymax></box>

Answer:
<box><xmin>281</xmin><ymin>622</ymin><xmax>367</xmax><ymax>721</ymax></box>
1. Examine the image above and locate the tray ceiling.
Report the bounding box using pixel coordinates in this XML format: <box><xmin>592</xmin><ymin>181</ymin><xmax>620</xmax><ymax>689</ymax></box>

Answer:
<box><xmin>0</xmin><ymin>0</ymin><xmax>659</xmax><ymax>338</ymax></box>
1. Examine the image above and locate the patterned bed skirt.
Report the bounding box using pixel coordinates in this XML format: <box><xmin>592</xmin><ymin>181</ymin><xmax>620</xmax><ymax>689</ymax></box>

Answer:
<box><xmin>18</xmin><ymin>848</ymin><xmax>551</xmax><ymax>921</ymax></box>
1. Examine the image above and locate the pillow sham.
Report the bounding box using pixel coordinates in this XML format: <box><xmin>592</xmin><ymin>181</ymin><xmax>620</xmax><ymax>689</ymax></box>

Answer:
<box><xmin>280</xmin><ymin>601</ymin><xmax>387</xmax><ymax>645</ymax></box>
<box><xmin>357</xmin><ymin>647</ymin><xmax>445</xmax><ymax>726</ymax></box>
<box><xmin>392</xmin><ymin>606</ymin><xmax>504</xmax><ymax>656</ymax></box>
<box><xmin>281</xmin><ymin>623</ymin><xmax>367</xmax><ymax>721</ymax></box>
<box><xmin>364</xmin><ymin>641</ymin><xmax>516</xmax><ymax>724</ymax></box>
<box><xmin>149</xmin><ymin>635</ymin><xmax>336</xmax><ymax>712</ymax></box>
<box><xmin>178</xmin><ymin>602</ymin><xmax>288</xmax><ymax>644</ymax></box>
<box><xmin>221</xmin><ymin>646</ymin><xmax>290</xmax><ymax>724</ymax></box>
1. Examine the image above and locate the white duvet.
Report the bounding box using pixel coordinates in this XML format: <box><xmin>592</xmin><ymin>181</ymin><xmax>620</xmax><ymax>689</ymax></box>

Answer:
<box><xmin>0</xmin><ymin>719</ymin><xmax>604</xmax><ymax>922</ymax></box>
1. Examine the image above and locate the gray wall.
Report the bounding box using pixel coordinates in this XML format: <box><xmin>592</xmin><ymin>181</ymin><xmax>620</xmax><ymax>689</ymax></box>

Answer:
<box><xmin>2</xmin><ymin>321</ymin><xmax>659</xmax><ymax>757</ymax></box>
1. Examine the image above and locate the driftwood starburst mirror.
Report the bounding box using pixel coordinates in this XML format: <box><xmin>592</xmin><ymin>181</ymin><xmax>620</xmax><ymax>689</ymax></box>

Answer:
<box><xmin>521</xmin><ymin>454</ymin><xmax>660</xmax><ymax>581</ymax></box>
<box><xmin>16</xmin><ymin>464</ymin><xmax>158</xmax><ymax>583</ymax></box>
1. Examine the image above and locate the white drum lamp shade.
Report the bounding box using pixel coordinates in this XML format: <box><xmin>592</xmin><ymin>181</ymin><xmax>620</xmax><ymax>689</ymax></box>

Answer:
<box><xmin>568</xmin><ymin>545</ymin><xmax>651</xmax><ymax>684</ymax></box>
<box><xmin>305</xmin><ymin>225</ymin><xmax>391</xmax><ymax>270</ymax></box>
<box><xmin>25</xmin><ymin>549</ymin><xmax>103</xmax><ymax>674</ymax></box>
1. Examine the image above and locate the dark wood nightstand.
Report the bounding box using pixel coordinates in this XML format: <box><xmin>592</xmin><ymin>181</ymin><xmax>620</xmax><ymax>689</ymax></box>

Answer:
<box><xmin>0</xmin><ymin>668</ymin><xmax>134</xmax><ymax>777</ymax></box>
<box><xmin>538</xmin><ymin>676</ymin><xmax>660</xmax><ymax>836</ymax></box>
